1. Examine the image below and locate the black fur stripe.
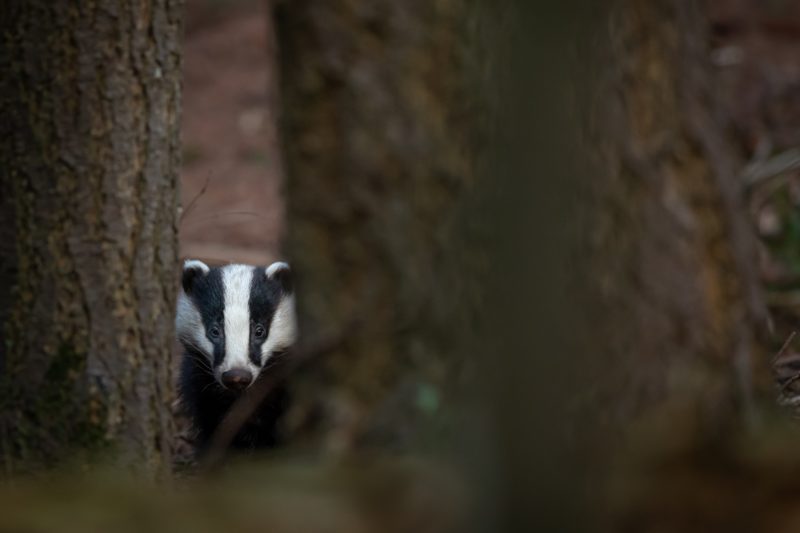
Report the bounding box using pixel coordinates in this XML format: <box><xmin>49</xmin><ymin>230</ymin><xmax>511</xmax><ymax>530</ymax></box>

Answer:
<box><xmin>248</xmin><ymin>266</ymin><xmax>281</xmax><ymax>366</ymax></box>
<box><xmin>188</xmin><ymin>267</ymin><xmax>226</xmax><ymax>367</ymax></box>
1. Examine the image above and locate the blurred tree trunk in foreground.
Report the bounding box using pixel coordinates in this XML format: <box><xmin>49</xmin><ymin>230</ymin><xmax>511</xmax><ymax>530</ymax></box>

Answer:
<box><xmin>488</xmin><ymin>1</ymin><xmax>775</xmax><ymax>530</ymax></box>
<box><xmin>276</xmin><ymin>0</ymin><xmax>477</xmax><ymax>451</ymax></box>
<box><xmin>0</xmin><ymin>1</ymin><xmax>182</xmax><ymax>475</ymax></box>
<box><xmin>275</xmin><ymin>0</ymin><xmax>781</xmax><ymax>531</ymax></box>
<box><xmin>592</xmin><ymin>2</ymin><xmax>796</xmax><ymax>531</ymax></box>
<box><xmin>588</xmin><ymin>0</ymin><xmax>767</xmax><ymax>433</ymax></box>
<box><xmin>276</xmin><ymin>0</ymin><xmax>771</xmax><ymax>530</ymax></box>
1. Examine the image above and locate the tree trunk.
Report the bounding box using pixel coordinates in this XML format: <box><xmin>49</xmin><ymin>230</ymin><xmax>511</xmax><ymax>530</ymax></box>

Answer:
<box><xmin>587</xmin><ymin>0</ymin><xmax>767</xmax><ymax>432</ymax></box>
<box><xmin>275</xmin><ymin>0</ymin><xmax>770</xmax><ymax>529</ymax></box>
<box><xmin>275</xmin><ymin>0</ymin><xmax>477</xmax><ymax>451</ymax></box>
<box><xmin>470</xmin><ymin>1</ymin><xmax>771</xmax><ymax>529</ymax></box>
<box><xmin>0</xmin><ymin>0</ymin><xmax>182</xmax><ymax>475</ymax></box>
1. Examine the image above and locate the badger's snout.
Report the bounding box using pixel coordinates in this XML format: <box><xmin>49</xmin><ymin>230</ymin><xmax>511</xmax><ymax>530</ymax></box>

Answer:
<box><xmin>221</xmin><ymin>368</ymin><xmax>253</xmax><ymax>391</ymax></box>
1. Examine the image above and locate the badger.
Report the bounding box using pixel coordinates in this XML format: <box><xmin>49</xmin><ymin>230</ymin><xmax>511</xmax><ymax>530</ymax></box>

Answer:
<box><xmin>176</xmin><ymin>259</ymin><xmax>297</xmax><ymax>451</ymax></box>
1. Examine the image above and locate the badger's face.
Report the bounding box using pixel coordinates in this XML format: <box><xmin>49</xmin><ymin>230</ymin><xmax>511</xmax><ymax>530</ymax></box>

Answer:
<box><xmin>176</xmin><ymin>260</ymin><xmax>296</xmax><ymax>392</ymax></box>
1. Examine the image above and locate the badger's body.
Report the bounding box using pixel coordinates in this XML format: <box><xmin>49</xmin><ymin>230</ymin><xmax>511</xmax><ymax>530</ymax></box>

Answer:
<box><xmin>175</xmin><ymin>260</ymin><xmax>297</xmax><ymax>451</ymax></box>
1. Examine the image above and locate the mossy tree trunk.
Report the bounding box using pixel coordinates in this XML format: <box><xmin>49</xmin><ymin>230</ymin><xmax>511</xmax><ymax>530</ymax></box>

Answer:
<box><xmin>585</xmin><ymin>0</ymin><xmax>768</xmax><ymax>432</ymax></box>
<box><xmin>0</xmin><ymin>1</ymin><xmax>182</xmax><ymax>475</ymax></box>
<box><xmin>276</xmin><ymin>0</ymin><xmax>768</xmax><ymax>528</ymax></box>
<box><xmin>276</xmin><ymin>0</ymin><xmax>477</xmax><ymax>450</ymax></box>
<box><xmin>479</xmin><ymin>1</ymin><xmax>771</xmax><ymax>529</ymax></box>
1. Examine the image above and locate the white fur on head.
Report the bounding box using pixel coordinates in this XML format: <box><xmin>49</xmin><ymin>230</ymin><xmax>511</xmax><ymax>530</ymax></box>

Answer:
<box><xmin>176</xmin><ymin>259</ymin><xmax>213</xmax><ymax>359</ymax></box>
<box><xmin>183</xmin><ymin>259</ymin><xmax>210</xmax><ymax>275</ymax></box>
<box><xmin>260</xmin><ymin>264</ymin><xmax>297</xmax><ymax>364</ymax></box>
<box><xmin>266</xmin><ymin>261</ymin><xmax>290</xmax><ymax>279</ymax></box>
<box><xmin>176</xmin><ymin>261</ymin><xmax>298</xmax><ymax>383</ymax></box>
<box><xmin>218</xmin><ymin>265</ymin><xmax>260</xmax><ymax>380</ymax></box>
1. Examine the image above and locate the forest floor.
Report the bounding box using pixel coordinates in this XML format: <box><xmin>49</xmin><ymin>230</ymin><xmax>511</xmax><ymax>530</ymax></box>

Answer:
<box><xmin>179</xmin><ymin>0</ymin><xmax>284</xmax><ymax>268</ymax></box>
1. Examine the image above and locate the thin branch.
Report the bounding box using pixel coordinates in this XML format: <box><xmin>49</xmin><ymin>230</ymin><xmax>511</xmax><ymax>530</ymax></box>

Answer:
<box><xmin>181</xmin><ymin>211</ymin><xmax>269</xmax><ymax>230</ymax></box>
<box><xmin>780</xmin><ymin>372</ymin><xmax>800</xmax><ymax>393</ymax></box>
<box><xmin>742</xmin><ymin>147</ymin><xmax>800</xmax><ymax>189</ymax></box>
<box><xmin>179</xmin><ymin>175</ymin><xmax>211</xmax><ymax>226</ymax></box>
<box><xmin>771</xmin><ymin>330</ymin><xmax>797</xmax><ymax>366</ymax></box>
<box><xmin>778</xmin><ymin>394</ymin><xmax>800</xmax><ymax>407</ymax></box>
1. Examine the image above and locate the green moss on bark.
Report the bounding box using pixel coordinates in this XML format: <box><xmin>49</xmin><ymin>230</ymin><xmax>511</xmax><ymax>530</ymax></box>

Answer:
<box><xmin>0</xmin><ymin>0</ymin><xmax>182</xmax><ymax>475</ymax></box>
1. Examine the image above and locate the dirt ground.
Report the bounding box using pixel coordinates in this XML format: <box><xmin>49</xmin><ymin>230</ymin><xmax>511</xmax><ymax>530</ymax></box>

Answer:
<box><xmin>179</xmin><ymin>0</ymin><xmax>284</xmax><ymax>267</ymax></box>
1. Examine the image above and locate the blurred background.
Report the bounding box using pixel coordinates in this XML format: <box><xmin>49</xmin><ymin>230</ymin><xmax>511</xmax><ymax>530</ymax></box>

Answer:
<box><xmin>180</xmin><ymin>0</ymin><xmax>283</xmax><ymax>266</ymax></box>
<box><xmin>178</xmin><ymin>0</ymin><xmax>800</xmax><ymax>335</ymax></box>
<box><xmin>6</xmin><ymin>0</ymin><xmax>800</xmax><ymax>531</ymax></box>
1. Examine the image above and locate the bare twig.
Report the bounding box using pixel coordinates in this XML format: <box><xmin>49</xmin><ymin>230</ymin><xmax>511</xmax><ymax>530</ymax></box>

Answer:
<box><xmin>742</xmin><ymin>147</ymin><xmax>800</xmax><ymax>189</ymax></box>
<box><xmin>771</xmin><ymin>330</ymin><xmax>797</xmax><ymax>366</ymax></box>
<box><xmin>199</xmin><ymin>322</ymin><xmax>356</xmax><ymax>472</ymax></box>
<box><xmin>780</xmin><ymin>372</ymin><xmax>800</xmax><ymax>393</ymax></box>
<box><xmin>778</xmin><ymin>394</ymin><xmax>800</xmax><ymax>407</ymax></box>
<box><xmin>184</xmin><ymin>210</ymin><xmax>268</xmax><ymax>225</ymax></box>
<box><xmin>179</xmin><ymin>175</ymin><xmax>211</xmax><ymax>226</ymax></box>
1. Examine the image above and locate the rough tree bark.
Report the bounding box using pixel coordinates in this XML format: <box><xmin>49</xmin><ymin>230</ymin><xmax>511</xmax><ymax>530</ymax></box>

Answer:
<box><xmin>585</xmin><ymin>3</ymin><xmax>790</xmax><ymax>530</ymax></box>
<box><xmin>479</xmin><ymin>1</ymin><xmax>772</xmax><ymax>529</ymax></box>
<box><xmin>276</xmin><ymin>0</ymin><xmax>771</xmax><ymax>529</ymax></box>
<box><xmin>275</xmin><ymin>0</ymin><xmax>477</xmax><ymax>451</ymax></box>
<box><xmin>587</xmin><ymin>0</ymin><xmax>768</xmax><ymax>432</ymax></box>
<box><xmin>0</xmin><ymin>1</ymin><xmax>182</xmax><ymax>475</ymax></box>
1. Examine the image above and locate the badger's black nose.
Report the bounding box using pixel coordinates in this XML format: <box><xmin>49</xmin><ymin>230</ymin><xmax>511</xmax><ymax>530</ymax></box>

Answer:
<box><xmin>221</xmin><ymin>368</ymin><xmax>253</xmax><ymax>391</ymax></box>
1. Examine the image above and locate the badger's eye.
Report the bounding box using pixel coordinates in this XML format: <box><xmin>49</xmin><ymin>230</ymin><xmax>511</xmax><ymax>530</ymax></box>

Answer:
<box><xmin>208</xmin><ymin>325</ymin><xmax>222</xmax><ymax>339</ymax></box>
<box><xmin>253</xmin><ymin>324</ymin><xmax>266</xmax><ymax>339</ymax></box>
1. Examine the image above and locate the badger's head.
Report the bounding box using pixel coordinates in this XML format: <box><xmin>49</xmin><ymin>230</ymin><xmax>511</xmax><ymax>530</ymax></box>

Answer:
<box><xmin>176</xmin><ymin>260</ymin><xmax>297</xmax><ymax>392</ymax></box>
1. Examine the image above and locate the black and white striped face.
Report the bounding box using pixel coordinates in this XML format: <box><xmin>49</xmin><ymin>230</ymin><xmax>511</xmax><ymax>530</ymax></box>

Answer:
<box><xmin>176</xmin><ymin>260</ymin><xmax>297</xmax><ymax>391</ymax></box>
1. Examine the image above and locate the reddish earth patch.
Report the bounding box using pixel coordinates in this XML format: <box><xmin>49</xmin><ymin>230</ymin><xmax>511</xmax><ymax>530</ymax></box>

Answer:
<box><xmin>180</xmin><ymin>0</ymin><xmax>284</xmax><ymax>267</ymax></box>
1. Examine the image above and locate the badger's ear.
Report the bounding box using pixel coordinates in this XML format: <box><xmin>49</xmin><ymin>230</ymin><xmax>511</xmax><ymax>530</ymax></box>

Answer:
<box><xmin>182</xmin><ymin>259</ymin><xmax>210</xmax><ymax>294</ymax></box>
<box><xmin>266</xmin><ymin>261</ymin><xmax>293</xmax><ymax>294</ymax></box>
